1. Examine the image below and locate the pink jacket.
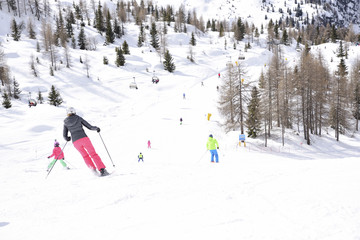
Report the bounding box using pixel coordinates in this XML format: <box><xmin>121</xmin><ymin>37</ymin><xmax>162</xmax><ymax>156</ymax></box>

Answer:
<box><xmin>48</xmin><ymin>147</ymin><xmax>64</xmax><ymax>160</ymax></box>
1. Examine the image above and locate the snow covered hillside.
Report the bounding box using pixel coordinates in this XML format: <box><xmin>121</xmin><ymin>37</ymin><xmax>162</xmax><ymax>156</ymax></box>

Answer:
<box><xmin>1</xmin><ymin>0</ymin><xmax>360</xmax><ymax>240</ymax></box>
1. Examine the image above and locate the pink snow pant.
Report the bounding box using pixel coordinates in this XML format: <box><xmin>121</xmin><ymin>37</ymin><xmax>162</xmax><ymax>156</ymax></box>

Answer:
<box><xmin>73</xmin><ymin>137</ymin><xmax>105</xmax><ymax>170</ymax></box>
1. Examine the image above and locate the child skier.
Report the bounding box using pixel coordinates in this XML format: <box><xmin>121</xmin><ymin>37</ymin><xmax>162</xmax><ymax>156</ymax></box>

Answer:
<box><xmin>47</xmin><ymin>140</ymin><xmax>69</xmax><ymax>171</ymax></box>
<box><xmin>138</xmin><ymin>152</ymin><xmax>144</xmax><ymax>162</ymax></box>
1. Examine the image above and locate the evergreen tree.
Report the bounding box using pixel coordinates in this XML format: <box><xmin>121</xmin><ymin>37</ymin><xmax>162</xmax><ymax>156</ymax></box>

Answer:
<box><xmin>78</xmin><ymin>27</ymin><xmax>86</xmax><ymax>50</ymax></box>
<box><xmin>113</xmin><ymin>18</ymin><xmax>121</xmax><ymax>38</ymax></box>
<box><xmin>2</xmin><ymin>91</ymin><xmax>12</xmax><ymax>109</ymax></box>
<box><xmin>163</xmin><ymin>50</ymin><xmax>175</xmax><ymax>72</ymax></box>
<box><xmin>150</xmin><ymin>22</ymin><xmax>160</xmax><ymax>50</ymax></box>
<box><xmin>115</xmin><ymin>47</ymin><xmax>125</xmax><ymax>67</ymax></box>
<box><xmin>95</xmin><ymin>2</ymin><xmax>105</xmax><ymax>32</ymax></box>
<box><xmin>137</xmin><ymin>22</ymin><xmax>145</xmax><ymax>47</ymax></box>
<box><xmin>103</xmin><ymin>56</ymin><xmax>109</xmax><ymax>65</ymax></box>
<box><xmin>274</xmin><ymin>21</ymin><xmax>279</xmax><ymax>39</ymax></box>
<box><xmin>219</xmin><ymin>23</ymin><xmax>224</xmax><ymax>37</ymax></box>
<box><xmin>28</xmin><ymin>20</ymin><xmax>36</xmax><ymax>39</ymax></box>
<box><xmin>234</xmin><ymin>18</ymin><xmax>245</xmax><ymax>41</ymax></box>
<box><xmin>12</xmin><ymin>78</ymin><xmax>21</xmax><ymax>99</ymax></box>
<box><xmin>11</xmin><ymin>19</ymin><xmax>21</xmax><ymax>41</ymax></box>
<box><xmin>122</xmin><ymin>41</ymin><xmax>130</xmax><ymax>54</ymax></box>
<box><xmin>105</xmin><ymin>10</ymin><xmax>115</xmax><ymax>44</ymax></box>
<box><xmin>331</xmin><ymin>25</ymin><xmax>337</xmax><ymax>43</ymax></box>
<box><xmin>37</xmin><ymin>90</ymin><xmax>44</xmax><ymax>104</ymax></box>
<box><xmin>190</xmin><ymin>32</ymin><xmax>196</xmax><ymax>46</ymax></box>
<box><xmin>246</xmin><ymin>86</ymin><xmax>261</xmax><ymax>138</ymax></box>
<box><xmin>137</xmin><ymin>34</ymin><xmax>143</xmax><ymax>47</ymax></box>
<box><xmin>48</xmin><ymin>85</ymin><xmax>63</xmax><ymax>106</ymax></box>
<box><xmin>282</xmin><ymin>28</ymin><xmax>288</xmax><ymax>45</ymax></box>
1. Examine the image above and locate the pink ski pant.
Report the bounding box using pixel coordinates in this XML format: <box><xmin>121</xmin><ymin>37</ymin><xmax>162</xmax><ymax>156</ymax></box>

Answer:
<box><xmin>73</xmin><ymin>137</ymin><xmax>105</xmax><ymax>170</ymax></box>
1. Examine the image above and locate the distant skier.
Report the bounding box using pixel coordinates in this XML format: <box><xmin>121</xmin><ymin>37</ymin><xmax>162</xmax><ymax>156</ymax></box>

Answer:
<box><xmin>183</xmin><ymin>93</ymin><xmax>186</xmax><ymax>99</ymax></box>
<box><xmin>206</xmin><ymin>134</ymin><xmax>219</xmax><ymax>163</ymax></box>
<box><xmin>47</xmin><ymin>140</ymin><xmax>69</xmax><ymax>171</ymax></box>
<box><xmin>148</xmin><ymin>140</ymin><xmax>151</xmax><ymax>148</ymax></box>
<box><xmin>218</xmin><ymin>73</ymin><xmax>220</xmax><ymax>78</ymax></box>
<box><xmin>138</xmin><ymin>152</ymin><xmax>144</xmax><ymax>162</ymax></box>
<box><xmin>180</xmin><ymin>117</ymin><xmax>183</xmax><ymax>125</ymax></box>
<box><xmin>63</xmin><ymin>107</ymin><xmax>109</xmax><ymax>176</ymax></box>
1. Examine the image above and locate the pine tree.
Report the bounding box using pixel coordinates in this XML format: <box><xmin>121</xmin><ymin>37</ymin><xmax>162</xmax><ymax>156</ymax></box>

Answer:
<box><xmin>137</xmin><ymin>34</ymin><xmax>143</xmax><ymax>47</ymax></box>
<box><xmin>122</xmin><ymin>41</ymin><xmax>130</xmax><ymax>54</ymax></box>
<box><xmin>28</xmin><ymin>20</ymin><xmax>36</xmax><ymax>39</ymax></box>
<box><xmin>2</xmin><ymin>91</ymin><xmax>12</xmax><ymax>109</ymax></box>
<box><xmin>113</xmin><ymin>18</ymin><xmax>121</xmax><ymax>38</ymax></box>
<box><xmin>37</xmin><ymin>90</ymin><xmax>44</xmax><ymax>104</ymax></box>
<box><xmin>282</xmin><ymin>28</ymin><xmax>288</xmax><ymax>45</ymax></box>
<box><xmin>190</xmin><ymin>32</ymin><xmax>196</xmax><ymax>46</ymax></box>
<box><xmin>219</xmin><ymin>23</ymin><xmax>224</xmax><ymax>37</ymax></box>
<box><xmin>331</xmin><ymin>25</ymin><xmax>337</xmax><ymax>43</ymax></box>
<box><xmin>95</xmin><ymin>2</ymin><xmax>105</xmax><ymax>32</ymax></box>
<box><xmin>105</xmin><ymin>10</ymin><xmax>115</xmax><ymax>44</ymax></box>
<box><xmin>246</xmin><ymin>86</ymin><xmax>261</xmax><ymax>138</ymax></box>
<box><xmin>115</xmin><ymin>47</ymin><xmax>125</xmax><ymax>67</ymax></box>
<box><xmin>163</xmin><ymin>50</ymin><xmax>175</xmax><ymax>72</ymax></box>
<box><xmin>11</xmin><ymin>19</ymin><xmax>21</xmax><ymax>41</ymax></box>
<box><xmin>103</xmin><ymin>56</ymin><xmax>109</xmax><ymax>65</ymax></box>
<box><xmin>150</xmin><ymin>22</ymin><xmax>159</xmax><ymax>50</ymax></box>
<box><xmin>78</xmin><ymin>27</ymin><xmax>86</xmax><ymax>50</ymax></box>
<box><xmin>48</xmin><ymin>85</ymin><xmax>63</xmax><ymax>106</ymax></box>
<box><xmin>12</xmin><ymin>78</ymin><xmax>21</xmax><ymax>99</ymax></box>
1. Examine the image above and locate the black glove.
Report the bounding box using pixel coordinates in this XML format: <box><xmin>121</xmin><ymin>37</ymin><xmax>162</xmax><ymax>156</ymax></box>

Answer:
<box><xmin>96</xmin><ymin>127</ymin><xmax>101</xmax><ymax>133</ymax></box>
<box><xmin>66</xmin><ymin>136</ymin><xmax>71</xmax><ymax>141</ymax></box>
<box><xmin>217</xmin><ymin>147</ymin><xmax>219</xmax><ymax>149</ymax></box>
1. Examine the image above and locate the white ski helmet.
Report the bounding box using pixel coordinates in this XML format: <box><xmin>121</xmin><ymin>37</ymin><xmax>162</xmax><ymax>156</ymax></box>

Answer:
<box><xmin>67</xmin><ymin>107</ymin><xmax>76</xmax><ymax>115</ymax></box>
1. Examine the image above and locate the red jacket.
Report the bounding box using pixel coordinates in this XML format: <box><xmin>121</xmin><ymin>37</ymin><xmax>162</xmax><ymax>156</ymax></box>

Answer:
<box><xmin>48</xmin><ymin>147</ymin><xmax>64</xmax><ymax>160</ymax></box>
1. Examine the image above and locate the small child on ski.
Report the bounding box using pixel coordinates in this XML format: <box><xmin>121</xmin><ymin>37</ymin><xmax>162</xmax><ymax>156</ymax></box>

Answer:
<box><xmin>47</xmin><ymin>140</ymin><xmax>69</xmax><ymax>171</ymax></box>
<box><xmin>138</xmin><ymin>152</ymin><xmax>144</xmax><ymax>162</ymax></box>
<box><xmin>148</xmin><ymin>140</ymin><xmax>151</xmax><ymax>148</ymax></box>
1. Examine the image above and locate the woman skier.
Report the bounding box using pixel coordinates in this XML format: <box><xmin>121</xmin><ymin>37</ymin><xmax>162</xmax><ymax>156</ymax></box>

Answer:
<box><xmin>63</xmin><ymin>107</ymin><xmax>109</xmax><ymax>176</ymax></box>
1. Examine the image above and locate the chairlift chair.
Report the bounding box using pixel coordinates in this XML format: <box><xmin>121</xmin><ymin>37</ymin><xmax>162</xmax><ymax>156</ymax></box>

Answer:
<box><xmin>238</xmin><ymin>54</ymin><xmax>245</xmax><ymax>60</ymax></box>
<box><xmin>129</xmin><ymin>82</ymin><xmax>138</xmax><ymax>89</ymax></box>
<box><xmin>152</xmin><ymin>76</ymin><xmax>159</xmax><ymax>84</ymax></box>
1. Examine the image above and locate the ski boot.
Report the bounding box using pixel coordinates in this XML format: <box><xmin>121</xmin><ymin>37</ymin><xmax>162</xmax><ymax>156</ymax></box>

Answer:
<box><xmin>99</xmin><ymin>168</ymin><xmax>110</xmax><ymax>177</ymax></box>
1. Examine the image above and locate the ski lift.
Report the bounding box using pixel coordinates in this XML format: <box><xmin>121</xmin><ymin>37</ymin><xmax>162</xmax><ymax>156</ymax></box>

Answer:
<box><xmin>238</xmin><ymin>50</ymin><xmax>245</xmax><ymax>60</ymax></box>
<box><xmin>152</xmin><ymin>71</ymin><xmax>159</xmax><ymax>84</ymax></box>
<box><xmin>28</xmin><ymin>99</ymin><xmax>37</xmax><ymax>107</ymax></box>
<box><xmin>129</xmin><ymin>77</ymin><xmax>138</xmax><ymax>89</ymax></box>
<box><xmin>152</xmin><ymin>76</ymin><xmax>159</xmax><ymax>84</ymax></box>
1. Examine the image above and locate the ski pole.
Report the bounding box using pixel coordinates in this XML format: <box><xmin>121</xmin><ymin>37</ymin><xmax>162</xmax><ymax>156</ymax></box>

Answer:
<box><xmin>196</xmin><ymin>150</ymin><xmax>208</xmax><ymax>164</ymax></box>
<box><xmin>98</xmin><ymin>132</ymin><xmax>115</xmax><ymax>167</ymax></box>
<box><xmin>46</xmin><ymin>141</ymin><xmax>68</xmax><ymax>179</ymax></box>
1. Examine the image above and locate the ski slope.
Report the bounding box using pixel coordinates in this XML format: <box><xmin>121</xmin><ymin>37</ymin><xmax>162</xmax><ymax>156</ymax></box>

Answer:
<box><xmin>1</xmin><ymin>8</ymin><xmax>360</xmax><ymax>240</ymax></box>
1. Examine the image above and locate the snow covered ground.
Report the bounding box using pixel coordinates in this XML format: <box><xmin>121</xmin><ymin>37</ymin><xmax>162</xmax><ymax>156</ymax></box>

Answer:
<box><xmin>1</xmin><ymin>4</ymin><xmax>360</xmax><ymax>240</ymax></box>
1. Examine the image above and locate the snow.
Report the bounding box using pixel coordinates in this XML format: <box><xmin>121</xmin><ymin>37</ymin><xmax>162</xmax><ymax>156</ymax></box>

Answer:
<box><xmin>1</xmin><ymin>1</ymin><xmax>360</xmax><ymax>240</ymax></box>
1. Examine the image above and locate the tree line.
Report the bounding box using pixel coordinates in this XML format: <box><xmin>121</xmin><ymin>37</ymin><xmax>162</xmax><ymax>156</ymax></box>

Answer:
<box><xmin>219</xmin><ymin>41</ymin><xmax>360</xmax><ymax>145</ymax></box>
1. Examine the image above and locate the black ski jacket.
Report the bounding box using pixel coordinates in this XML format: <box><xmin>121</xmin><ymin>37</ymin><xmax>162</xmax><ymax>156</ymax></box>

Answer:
<box><xmin>63</xmin><ymin>114</ymin><xmax>98</xmax><ymax>142</ymax></box>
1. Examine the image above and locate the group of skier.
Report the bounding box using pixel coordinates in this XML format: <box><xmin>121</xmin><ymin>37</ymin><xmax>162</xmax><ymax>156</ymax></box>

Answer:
<box><xmin>47</xmin><ymin>105</ymin><xmax>220</xmax><ymax>177</ymax></box>
<box><xmin>47</xmin><ymin>107</ymin><xmax>109</xmax><ymax>177</ymax></box>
